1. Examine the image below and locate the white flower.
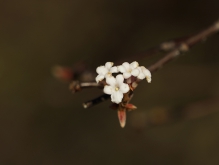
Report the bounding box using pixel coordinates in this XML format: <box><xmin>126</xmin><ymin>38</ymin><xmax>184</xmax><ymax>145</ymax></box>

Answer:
<box><xmin>95</xmin><ymin>62</ymin><xmax>118</xmax><ymax>83</ymax></box>
<box><xmin>118</xmin><ymin>61</ymin><xmax>140</xmax><ymax>79</ymax></box>
<box><xmin>104</xmin><ymin>74</ymin><xmax>130</xmax><ymax>104</ymax></box>
<box><xmin>137</xmin><ymin>66</ymin><xmax>151</xmax><ymax>83</ymax></box>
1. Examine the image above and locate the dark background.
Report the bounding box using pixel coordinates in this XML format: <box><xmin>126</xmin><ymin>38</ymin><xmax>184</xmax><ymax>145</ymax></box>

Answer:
<box><xmin>1</xmin><ymin>0</ymin><xmax>219</xmax><ymax>164</ymax></box>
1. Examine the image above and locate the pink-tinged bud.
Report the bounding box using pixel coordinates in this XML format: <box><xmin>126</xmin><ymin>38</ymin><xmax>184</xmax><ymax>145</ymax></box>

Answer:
<box><xmin>52</xmin><ymin>66</ymin><xmax>74</xmax><ymax>82</ymax></box>
<box><xmin>125</xmin><ymin>104</ymin><xmax>137</xmax><ymax>111</ymax></box>
<box><xmin>118</xmin><ymin>110</ymin><xmax>126</xmax><ymax>128</ymax></box>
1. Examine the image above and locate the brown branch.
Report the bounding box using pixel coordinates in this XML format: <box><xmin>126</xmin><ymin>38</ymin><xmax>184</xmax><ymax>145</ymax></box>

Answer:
<box><xmin>83</xmin><ymin>94</ymin><xmax>110</xmax><ymax>108</ymax></box>
<box><xmin>69</xmin><ymin>81</ymin><xmax>101</xmax><ymax>93</ymax></box>
<box><xmin>148</xmin><ymin>20</ymin><xmax>219</xmax><ymax>72</ymax></box>
<box><xmin>83</xmin><ymin>88</ymin><xmax>135</xmax><ymax>109</ymax></box>
<box><xmin>117</xmin><ymin>34</ymin><xmax>194</xmax><ymax>64</ymax></box>
<box><xmin>73</xmin><ymin>20</ymin><xmax>219</xmax><ymax>109</ymax></box>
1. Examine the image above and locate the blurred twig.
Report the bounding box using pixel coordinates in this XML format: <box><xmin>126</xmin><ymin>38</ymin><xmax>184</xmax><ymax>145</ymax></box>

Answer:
<box><xmin>53</xmin><ymin>20</ymin><xmax>219</xmax><ymax>109</ymax></box>
<box><xmin>83</xmin><ymin>20</ymin><xmax>219</xmax><ymax>108</ymax></box>
<box><xmin>148</xmin><ymin>20</ymin><xmax>219</xmax><ymax>72</ymax></box>
<box><xmin>83</xmin><ymin>94</ymin><xmax>110</xmax><ymax>108</ymax></box>
<box><xmin>118</xmin><ymin>35</ymin><xmax>193</xmax><ymax>64</ymax></box>
<box><xmin>69</xmin><ymin>81</ymin><xmax>102</xmax><ymax>93</ymax></box>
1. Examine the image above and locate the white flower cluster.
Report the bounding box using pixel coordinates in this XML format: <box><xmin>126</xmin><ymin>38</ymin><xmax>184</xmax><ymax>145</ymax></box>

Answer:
<box><xmin>96</xmin><ymin>61</ymin><xmax>151</xmax><ymax>104</ymax></box>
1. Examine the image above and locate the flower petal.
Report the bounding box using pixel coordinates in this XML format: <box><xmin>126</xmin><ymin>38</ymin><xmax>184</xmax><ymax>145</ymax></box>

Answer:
<box><xmin>146</xmin><ymin>76</ymin><xmax>152</xmax><ymax>83</ymax></box>
<box><xmin>116</xmin><ymin>74</ymin><xmax>124</xmax><ymax>85</ymax></box>
<box><xmin>137</xmin><ymin>73</ymin><xmax>145</xmax><ymax>79</ymax></box>
<box><xmin>137</xmin><ymin>66</ymin><xmax>142</xmax><ymax>73</ymax></box>
<box><xmin>105</xmin><ymin>73</ymin><xmax>112</xmax><ymax>78</ymax></box>
<box><xmin>106</xmin><ymin>76</ymin><xmax>116</xmax><ymax>86</ymax></box>
<box><xmin>142</xmin><ymin>67</ymin><xmax>151</xmax><ymax>77</ymax></box>
<box><xmin>123</xmin><ymin>72</ymin><xmax>131</xmax><ymax>79</ymax></box>
<box><xmin>105</xmin><ymin>62</ymin><xmax>113</xmax><ymax>70</ymax></box>
<box><xmin>111</xmin><ymin>91</ymin><xmax>123</xmax><ymax>104</ymax></box>
<box><xmin>130</xmin><ymin>61</ymin><xmax>139</xmax><ymax>69</ymax></box>
<box><xmin>119</xmin><ymin>83</ymin><xmax>129</xmax><ymax>93</ymax></box>
<box><xmin>131</xmin><ymin>69</ymin><xmax>139</xmax><ymax>77</ymax></box>
<box><xmin>95</xmin><ymin>74</ymin><xmax>104</xmax><ymax>83</ymax></box>
<box><xmin>103</xmin><ymin>85</ymin><xmax>114</xmax><ymax>95</ymax></box>
<box><xmin>96</xmin><ymin>66</ymin><xmax>107</xmax><ymax>75</ymax></box>
<box><xmin>141</xmin><ymin>66</ymin><xmax>151</xmax><ymax>82</ymax></box>
<box><xmin>110</xmin><ymin>66</ymin><xmax>118</xmax><ymax>73</ymax></box>
<box><xmin>118</xmin><ymin>65</ymin><xmax>126</xmax><ymax>73</ymax></box>
<box><xmin>122</xmin><ymin>62</ymin><xmax>130</xmax><ymax>71</ymax></box>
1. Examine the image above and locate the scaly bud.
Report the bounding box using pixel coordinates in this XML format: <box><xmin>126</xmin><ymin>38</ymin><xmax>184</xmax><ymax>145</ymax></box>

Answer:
<box><xmin>118</xmin><ymin>110</ymin><xmax>126</xmax><ymax>128</ymax></box>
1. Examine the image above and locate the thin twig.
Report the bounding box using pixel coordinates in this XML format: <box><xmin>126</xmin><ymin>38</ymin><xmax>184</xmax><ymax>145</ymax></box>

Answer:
<box><xmin>117</xmin><ymin>35</ymin><xmax>193</xmax><ymax>64</ymax></box>
<box><xmin>82</xmin><ymin>20</ymin><xmax>219</xmax><ymax>108</ymax></box>
<box><xmin>69</xmin><ymin>81</ymin><xmax>101</xmax><ymax>93</ymax></box>
<box><xmin>83</xmin><ymin>94</ymin><xmax>110</xmax><ymax>108</ymax></box>
<box><xmin>148</xmin><ymin>20</ymin><xmax>219</xmax><ymax>72</ymax></box>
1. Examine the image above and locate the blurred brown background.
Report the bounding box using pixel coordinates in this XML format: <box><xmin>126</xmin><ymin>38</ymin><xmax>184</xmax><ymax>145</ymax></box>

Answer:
<box><xmin>1</xmin><ymin>0</ymin><xmax>219</xmax><ymax>165</ymax></box>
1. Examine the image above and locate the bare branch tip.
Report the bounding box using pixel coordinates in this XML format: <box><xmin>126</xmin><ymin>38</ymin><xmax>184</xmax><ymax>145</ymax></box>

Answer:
<box><xmin>215</xmin><ymin>21</ymin><xmax>219</xmax><ymax>30</ymax></box>
<box><xmin>179</xmin><ymin>43</ymin><xmax>189</xmax><ymax>52</ymax></box>
<box><xmin>83</xmin><ymin>103</ymin><xmax>88</xmax><ymax>109</ymax></box>
<box><xmin>160</xmin><ymin>41</ymin><xmax>175</xmax><ymax>51</ymax></box>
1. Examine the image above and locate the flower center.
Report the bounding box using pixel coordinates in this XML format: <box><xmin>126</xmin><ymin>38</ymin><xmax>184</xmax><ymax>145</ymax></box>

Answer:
<box><xmin>115</xmin><ymin>87</ymin><xmax>119</xmax><ymax>91</ymax></box>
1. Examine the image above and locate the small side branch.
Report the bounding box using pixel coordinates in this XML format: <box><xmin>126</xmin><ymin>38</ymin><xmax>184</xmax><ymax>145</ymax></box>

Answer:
<box><xmin>83</xmin><ymin>94</ymin><xmax>110</xmax><ymax>108</ymax></box>
<box><xmin>66</xmin><ymin>19</ymin><xmax>219</xmax><ymax>109</ymax></box>
<box><xmin>148</xmin><ymin>20</ymin><xmax>219</xmax><ymax>72</ymax></box>
<box><xmin>120</xmin><ymin>35</ymin><xmax>193</xmax><ymax>64</ymax></box>
<box><xmin>69</xmin><ymin>81</ymin><xmax>101</xmax><ymax>93</ymax></box>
